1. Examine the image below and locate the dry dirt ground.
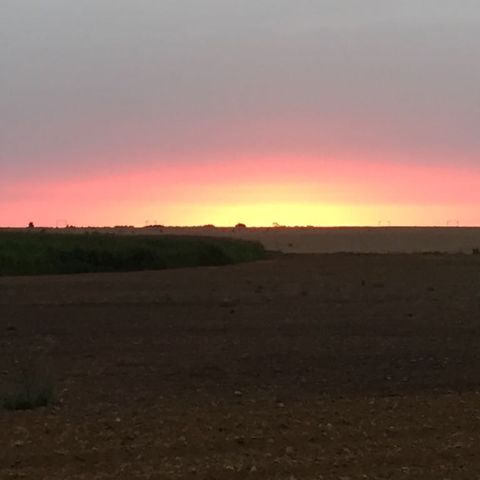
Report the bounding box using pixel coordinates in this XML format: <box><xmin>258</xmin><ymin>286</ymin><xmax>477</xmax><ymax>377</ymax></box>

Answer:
<box><xmin>2</xmin><ymin>253</ymin><xmax>480</xmax><ymax>479</ymax></box>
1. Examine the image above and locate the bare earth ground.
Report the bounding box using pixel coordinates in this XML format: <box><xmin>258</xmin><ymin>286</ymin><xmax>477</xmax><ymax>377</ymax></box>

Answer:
<box><xmin>2</xmin><ymin>253</ymin><xmax>480</xmax><ymax>479</ymax></box>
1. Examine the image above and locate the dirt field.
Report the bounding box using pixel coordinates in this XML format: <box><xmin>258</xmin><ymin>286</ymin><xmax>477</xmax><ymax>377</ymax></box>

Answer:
<box><xmin>2</xmin><ymin>253</ymin><xmax>480</xmax><ymax>479</ymax></box>
<box><xmin>144</xmin><ymin>227</ymin><xmax>480</xmax><ymax>255</ymax></box>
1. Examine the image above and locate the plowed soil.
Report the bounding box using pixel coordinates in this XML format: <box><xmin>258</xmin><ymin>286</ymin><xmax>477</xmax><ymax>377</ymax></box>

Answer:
<box><xmin>2</xmin><ymin>253</ymin><xmax>480</xmax><ymax>479</ymax></box>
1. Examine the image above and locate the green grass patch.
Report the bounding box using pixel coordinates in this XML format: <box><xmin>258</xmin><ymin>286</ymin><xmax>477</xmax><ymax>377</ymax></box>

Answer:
<box><xmin>1</xmin><ymin>358</ymin><xmax>55</xmax><ymax>411</ymax></box>
<box><xmin>0</xmin><ymin>231</ymin><xmax>266</xmax><ymax>276</ymax></box>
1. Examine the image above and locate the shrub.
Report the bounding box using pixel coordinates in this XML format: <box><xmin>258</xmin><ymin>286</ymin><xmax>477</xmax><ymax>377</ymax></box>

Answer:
<box><xmin>1</xmin><ymin>358</ymin><xmax>55</xmax><ymax>411</ymax></box>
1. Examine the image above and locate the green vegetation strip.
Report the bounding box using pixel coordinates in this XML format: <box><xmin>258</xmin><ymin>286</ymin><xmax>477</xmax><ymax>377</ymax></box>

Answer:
<box><xmin>0</xmin><ymin>231</ymin><xmax>266</xmax><ymax>276</ymax></box>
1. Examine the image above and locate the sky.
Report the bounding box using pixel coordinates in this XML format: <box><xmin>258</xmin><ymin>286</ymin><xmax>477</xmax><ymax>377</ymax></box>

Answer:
<box><xmin>2</xmin><ymin>0</ymin><xmax>480</xmax><ymax>227</ymax></box>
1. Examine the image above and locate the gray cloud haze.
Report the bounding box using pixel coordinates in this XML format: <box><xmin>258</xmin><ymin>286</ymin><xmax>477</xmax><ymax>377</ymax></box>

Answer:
<box><xmin>2</xmin><ymin>0</ymin><xmax>480</xmax><ymax>180</ymax></box>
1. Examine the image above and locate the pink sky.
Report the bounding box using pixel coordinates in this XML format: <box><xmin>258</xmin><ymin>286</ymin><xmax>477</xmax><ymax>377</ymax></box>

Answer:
<box><xmin>2</xmin><ymin>2</ymin><xmax>480</xmax><ymax>227</ymax></box>
<box><xmin>3</xmin><ymin>156</ymin><xmax>480</xmax><ymax>227</ymax></box>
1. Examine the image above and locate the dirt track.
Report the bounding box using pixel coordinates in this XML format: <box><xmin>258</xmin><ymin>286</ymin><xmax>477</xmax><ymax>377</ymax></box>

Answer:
<box><xmin>2</xmin><ymin>253</ymin><xmax>480</xmax><ymax>479</ymax></box>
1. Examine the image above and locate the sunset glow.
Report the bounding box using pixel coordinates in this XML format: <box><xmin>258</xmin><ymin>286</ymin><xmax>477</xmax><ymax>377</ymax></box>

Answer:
<box><xmin>3</xmin><ymin>156</ymin><xmax>480</xmax><ymax>227</ymax></box>
<box><xmin>2</xmin><ymin>2</ymin><xmax>480</xmax><ymax>227</ymax></box>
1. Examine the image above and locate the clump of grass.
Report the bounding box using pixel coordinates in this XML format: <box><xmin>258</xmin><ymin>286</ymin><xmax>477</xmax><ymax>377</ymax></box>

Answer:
<box><xmin>1</xmin><ymin>358</ymin><xmax>55</xmax><ymax>411</ymax></box>
<box><xmin>0</xmin><ymin>231</ymin><xmax>266</xmax><ymax>276</ymax></box>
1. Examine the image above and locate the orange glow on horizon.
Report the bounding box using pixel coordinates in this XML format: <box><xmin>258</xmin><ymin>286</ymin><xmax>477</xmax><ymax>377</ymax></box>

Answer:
<box><xmin>3</xmin><ymin>155</ymin><xmax>480</xmax><ymax>227</ymax></box>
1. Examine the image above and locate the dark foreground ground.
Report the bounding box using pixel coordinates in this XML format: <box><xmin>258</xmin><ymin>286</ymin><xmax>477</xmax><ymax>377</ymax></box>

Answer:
<box><xmin>2</xmin><ymin>254</ymin><xmax>480</xmax><ymax>479</ymax></box>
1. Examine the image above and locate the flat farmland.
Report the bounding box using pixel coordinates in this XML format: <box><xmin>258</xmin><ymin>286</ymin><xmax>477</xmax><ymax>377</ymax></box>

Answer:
<box><xmin>161</xmin><ymin>226</ymin><xmax>480</xmax><ymax>254</ymax></box>
<box><xmin>17</xmin><ymin>226</ymin><xmax>480</xmax><ymax>254</ymax></box>
<box><xmin>2</xmin><ymin>253</ymin><xmax>480</xmax><ymax>479</ymax></box>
